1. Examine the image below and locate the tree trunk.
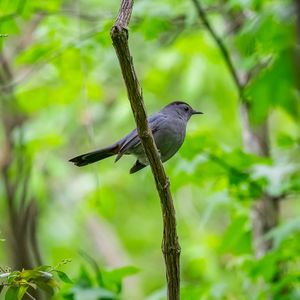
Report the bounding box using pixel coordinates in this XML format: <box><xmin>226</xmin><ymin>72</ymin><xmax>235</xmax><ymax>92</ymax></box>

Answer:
<box><xmin>191</xmin><ymin>0</ymin><xmax>280</xmax><ymax>260</ymax></box>
<box><xmin>240</xmin><ymin>102</ymin><xmax>278</xmax><ymax>258</ymax></box>
<box><xmin>0</xmin><ymin>53</ymin><xmax>42</xmax><ymax>299</ymax></box>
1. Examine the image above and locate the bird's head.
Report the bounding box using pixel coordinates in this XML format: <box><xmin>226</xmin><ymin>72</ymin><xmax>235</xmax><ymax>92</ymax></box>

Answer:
<box><xmin>163</xmin><ymin>101</ymin><xmax>203</xmax><ymax>122</ymax></box>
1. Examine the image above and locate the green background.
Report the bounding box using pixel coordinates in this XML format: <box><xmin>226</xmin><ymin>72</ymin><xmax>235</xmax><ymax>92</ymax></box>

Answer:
<box><xmin>0</xmin><ymin>0</ymin><xmax>300</xmax><ymax>299</ymax></box>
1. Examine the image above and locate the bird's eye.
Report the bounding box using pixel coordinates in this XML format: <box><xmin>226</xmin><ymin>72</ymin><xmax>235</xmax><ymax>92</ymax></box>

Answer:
<box><xmin>184</xmin><ymin>106</ymin><xmax>189</xmax><ymax>112</ymax></box>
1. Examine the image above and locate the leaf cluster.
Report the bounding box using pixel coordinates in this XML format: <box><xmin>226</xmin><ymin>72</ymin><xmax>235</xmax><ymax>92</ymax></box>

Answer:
<box><xmin>0</xmin><ymin>260</ymin><xmax>72</xmax><ymax>300</ymax></box>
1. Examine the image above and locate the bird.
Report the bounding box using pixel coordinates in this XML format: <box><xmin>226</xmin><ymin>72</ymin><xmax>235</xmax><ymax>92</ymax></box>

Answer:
<box><xmin>69</xmin><ymin>101</ymin><xmax>203</xmax><ymax>174</ymax></box>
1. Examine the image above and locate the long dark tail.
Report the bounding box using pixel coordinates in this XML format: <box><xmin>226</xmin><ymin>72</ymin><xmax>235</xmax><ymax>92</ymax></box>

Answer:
<box><xmin>69</xmin><ymin>144</ymin><xmax>119</xmax><ymax>167</ymax></box>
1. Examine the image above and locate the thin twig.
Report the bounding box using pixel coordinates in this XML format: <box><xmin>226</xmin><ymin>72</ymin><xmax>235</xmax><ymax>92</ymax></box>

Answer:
<box><xmin>110</xmin><ymin>1</ymin><xmax>180</xmax><ymax>299</ymax></box>
<box><xmin>191</xmin><ymin>0</ymin><xmax>243</xmax><ymax>95</ymax></box>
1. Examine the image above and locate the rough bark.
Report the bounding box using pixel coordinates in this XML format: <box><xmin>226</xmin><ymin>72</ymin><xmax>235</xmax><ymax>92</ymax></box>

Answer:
<box><xmin>110</xmin><ymin>1</ymin><xmax>180</xmax><ymax>299</ymax></box>
<box><xmin>191</xmin><ymin>0</ymin><xmax>279</xmax><ymax>259</ymax></box>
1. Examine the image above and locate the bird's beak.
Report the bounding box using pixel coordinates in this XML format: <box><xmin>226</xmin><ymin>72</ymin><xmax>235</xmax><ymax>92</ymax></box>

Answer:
<box><xmin>192</xmin><ymin>110</ymin><xmax>204</xmax><ymax>115</ymax></box>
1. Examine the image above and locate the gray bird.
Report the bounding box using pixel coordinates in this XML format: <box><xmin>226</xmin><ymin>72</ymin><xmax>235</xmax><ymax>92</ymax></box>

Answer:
<box><xmin>69</xmin><ymin>101</ymin><xmax>203</xmax><ymax>173</ymax></box>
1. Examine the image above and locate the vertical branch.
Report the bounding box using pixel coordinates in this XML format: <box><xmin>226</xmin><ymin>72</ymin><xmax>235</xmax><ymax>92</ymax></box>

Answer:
<box><xmin>110</xmin><ymin>1</ymin><xmax>180</xmax><ymax>299</ymax></box>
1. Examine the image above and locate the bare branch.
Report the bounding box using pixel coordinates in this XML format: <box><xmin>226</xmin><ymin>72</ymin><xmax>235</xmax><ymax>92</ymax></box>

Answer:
<box><xmin>110</xmin><ymin>1</ymin><xmax>180</xmax><ymax>299</ymax></box>
<box><xmin>191</xmin><ymin>0</ymin><xmax>243</xmax><ymax>95</ymax></box>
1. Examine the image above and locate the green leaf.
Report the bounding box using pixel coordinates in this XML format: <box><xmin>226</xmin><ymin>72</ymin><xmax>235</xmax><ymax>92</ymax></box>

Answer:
<box><xmin>266</xmin><ymin>217</ymin><xmax>300</xmax><ymax>249</ymax></box>
<box><xmin>35</xmin><ymin>282</ymin><xmax>54</xmax><ymax>295</ymax></box>
<box><xmin>272</xmin><ymin>274</ymin><xmax>300</xmax><ymax>295</ymax></box>
<box><xmin>17</xmin><ymin>285</ymin><xmax>28</xmax><ymax>300</ymax></box>
<box><xmin>248</xmin><ymin>252</ymin><xmax>278</xmax><ymax>282</ymax></box>
<box><xmin>75</xmin><ymin>266</ymin><xmax>93</xmax><ymax>288</ymax></box>
<box><xmin>7</xmin><ymin>271</ymin><xmax>20</xmax><ymax>284</ymax></box>
<box><xmin>277</xmin><ymin>133</ymin><xmax>295</xmax><ymax>147</ymax></box>
<box><xmin>55</xmin><ymin>270</ymin><xmax>73</xmax><ymax>284</ymax></box>
<box><xmin>71</xmin><ymin>287</ymin><xmax>117</xmax><ymax>300</ymax></box>
<box><xmin>5</xmin><ymin>287</ymin><xmax>18</xmax><ymax>300</ymax></box>
<box><xmin>102</xmin><ymin>266</ymin><xmax>139</xmax><ymax>293</ymax></box>
<box><xmin>219</xmin><ymin>215</ymin><xmax>251</xmax><ymax>255</ymax></box>
<box><xmin>79</xmin><ymin>251</ymin><xmax>103</xmax><ymax>287</ymax></box>
<box><xmin>106</xmin><ymin>266</ymin><xmax>139</xmax><ymax>282</ymax></box>
<box><xmin>138</xmin><ymin>17</ymin><xmax>171</xmax><ymax>40</ymax></box>
<box><xmin>247</xmin><ymin>49</ymin><xmax>298</xmax><ymax>123</ymax></box>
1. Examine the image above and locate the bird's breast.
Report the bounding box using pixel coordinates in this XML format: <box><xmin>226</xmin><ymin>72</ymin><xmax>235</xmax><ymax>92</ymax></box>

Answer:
<box><xmin>153</xmin><ymin>117</ymin><xmax>186</xmax><ymax>162</ymax></box>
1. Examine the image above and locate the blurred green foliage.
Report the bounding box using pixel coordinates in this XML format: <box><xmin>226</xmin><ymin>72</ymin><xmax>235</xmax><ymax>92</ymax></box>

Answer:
<box><xmin>0</xmin><ymin>0</ymin><xmax>300</xmax><ymax>299</ymax></box>
<box><xmin>0</xmin><ymin>260</ymin><xmax>72</xmax><ymax>299</ymax></box>
<box><xmin>62</xmin><ymin>256</ymin><xmax>138</xmax><ymax>300</ymax></box>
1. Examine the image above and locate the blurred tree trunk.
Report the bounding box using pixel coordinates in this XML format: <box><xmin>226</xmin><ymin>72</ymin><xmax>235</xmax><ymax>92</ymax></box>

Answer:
<box><xmin>240</xmin><ymin>102</ymin><xmax>279</xmax><ymax>258</ymax></box>
<box><xmin>0</xmin><ymin>15</ymin><xmax>43</xmax><ymax>300</ymax></box>
<box><xmin>226</xmin><ymin>10</ymin><xmax>280</xmax><ymax>260</ymax></box>
<box><xmin>217</xmin><ymin>3</ymin><xmax>280</xmax><ymax>260</ymax></box>
<box><xmin>191</xmin><ymin>0</ymin><xmax>280</xmax><ymax>260</ymax></box>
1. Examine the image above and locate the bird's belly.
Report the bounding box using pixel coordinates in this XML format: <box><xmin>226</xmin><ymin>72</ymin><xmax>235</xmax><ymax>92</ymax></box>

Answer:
<box><xmin>131</xmin><ymin>146</ymin><xmax>146</xmax><ymax>161</ymax></box>
<box><xmin>133</xmin><ymin>123</ymin><xmax>185</xmax><ymax>165</ymax></box>
<box><xmin>155</xmin><ymin>124</ymin><xmax>185</xmax><ymax>162</ymax></box>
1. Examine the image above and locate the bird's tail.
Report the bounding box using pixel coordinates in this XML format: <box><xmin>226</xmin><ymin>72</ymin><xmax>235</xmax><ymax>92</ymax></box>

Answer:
<box><xmin>69</xmin><ymin>144</ymin><xmax>119</xmax><ymax>167</ymax></box>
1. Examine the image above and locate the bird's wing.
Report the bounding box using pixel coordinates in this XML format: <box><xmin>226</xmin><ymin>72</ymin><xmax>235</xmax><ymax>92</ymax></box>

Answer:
<box><xmin>115</xmin><ymin>113</ymin><xmax>167</xmax><ymax>161</ymax></box>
